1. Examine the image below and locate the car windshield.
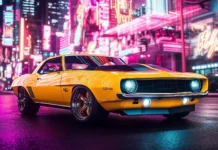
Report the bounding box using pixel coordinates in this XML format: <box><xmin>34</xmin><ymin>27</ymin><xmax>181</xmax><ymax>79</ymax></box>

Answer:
<box><xmin>65</xmin><ymin>56</ymin><xmax>126</xmax><ymax>70</ymax></box>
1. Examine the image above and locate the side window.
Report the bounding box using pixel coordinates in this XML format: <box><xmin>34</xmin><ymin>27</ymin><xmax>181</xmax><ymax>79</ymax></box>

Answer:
<box><xmin>38</xmin><ymin>57</ymin><xmax>62</xmax><ymax>75</ymax></box>
<box><xmin>65</xmin><ymin>56</ymin><xmax>89</xmax><ymax>70</ymax></box>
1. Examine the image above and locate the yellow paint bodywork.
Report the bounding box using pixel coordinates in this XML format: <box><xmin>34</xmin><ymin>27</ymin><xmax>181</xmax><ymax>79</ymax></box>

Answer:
<box><xmin>11</xmin><ymin>55</ymin><xmax>208</xmax><ymax>112</ymax></box>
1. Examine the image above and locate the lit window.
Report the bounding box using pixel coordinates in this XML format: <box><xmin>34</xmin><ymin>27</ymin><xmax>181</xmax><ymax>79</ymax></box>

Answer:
<box><xmin>52</xmin><ymin>19</ymin><xmax>58</xmax><ymax>23</ymax></box>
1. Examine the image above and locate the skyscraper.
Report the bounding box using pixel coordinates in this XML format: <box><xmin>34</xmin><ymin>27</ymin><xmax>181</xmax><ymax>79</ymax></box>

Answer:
<box><xmin>46</xmin><ymin>0</ymin><xmax>68</xmax><ymax>32</ymax></box>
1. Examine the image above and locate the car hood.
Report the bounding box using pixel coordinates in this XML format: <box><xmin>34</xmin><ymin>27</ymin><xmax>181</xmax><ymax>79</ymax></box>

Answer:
<box><xmin>95</xmin><ymin>65</ymin><xmax>207</xmax><ymax>80</ymax></box>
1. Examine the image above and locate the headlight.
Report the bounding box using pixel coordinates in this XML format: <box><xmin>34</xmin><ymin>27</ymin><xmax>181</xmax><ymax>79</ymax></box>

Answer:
<box><xmin>190</xmin><ymin>80</ymin><xmax>201</xmax><ymax>92</ymax></box>
<box><xmin>121</xmin><ymin>79</ymin><xmax>138</xmax><ymax>94</ymax></box>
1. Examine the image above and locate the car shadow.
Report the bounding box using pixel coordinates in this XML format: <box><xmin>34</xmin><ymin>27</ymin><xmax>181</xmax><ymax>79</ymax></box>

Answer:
<box><xmin>19</xmin><ymin>107</ymin><xmax>201</xmax><ymax>136</ymax></box>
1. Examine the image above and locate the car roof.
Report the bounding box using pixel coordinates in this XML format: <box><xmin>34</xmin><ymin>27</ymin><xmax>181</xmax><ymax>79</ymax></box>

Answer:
<box><xmin>32</xmin><ymin>54</ymin><xmax>122</xmax><ymax>74</ymax></box>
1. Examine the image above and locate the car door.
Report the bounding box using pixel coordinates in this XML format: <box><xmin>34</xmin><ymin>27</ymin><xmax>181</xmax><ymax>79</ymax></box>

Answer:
<box><xmin>33</xmin><ymin>57</ymin><xmax>64</xmax><ymax>105</ymax></box>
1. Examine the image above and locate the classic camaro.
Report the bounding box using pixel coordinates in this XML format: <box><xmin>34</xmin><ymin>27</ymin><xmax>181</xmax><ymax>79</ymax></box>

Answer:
<box><xmin>11</xmin><ymin>54</ymin><xmax>208</xmax><ymax>123</ymax></box>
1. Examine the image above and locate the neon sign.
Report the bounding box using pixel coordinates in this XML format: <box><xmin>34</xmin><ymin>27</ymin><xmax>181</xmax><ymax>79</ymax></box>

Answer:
<box><xmin>43</xmin><ymin>25</ymin><xmax>51</xmax><ymax>51</ymax></box>
<box><xmin>114</xmin><ymin>0</ymin><xmax>132</xmax><ymax>25</ymax></box>
<box><xmin>197</xmin><ymin>29</ymin><xmax>218</xmax><ymax>59</ymax></box>
<box><xmin>99</xmin><ymin>0</ymin><xmax>109</xmax><ymax>30</ymax></box>
<box><xmin>24</xmin><ymin>35</ymin><xmax>31</xmax><ymax>55</ymax></box>
<box><xmin>2</xmin><ymin>6</ymin><xmax>14</xmax><ymax>47</ymax></box>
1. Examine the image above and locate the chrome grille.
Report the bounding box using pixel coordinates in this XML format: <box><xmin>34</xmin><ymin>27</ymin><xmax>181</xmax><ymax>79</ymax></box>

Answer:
<box><xmin>136</xmin><ymin>79</ymin><xmax>195</xmax><ymax>93</ymax></box>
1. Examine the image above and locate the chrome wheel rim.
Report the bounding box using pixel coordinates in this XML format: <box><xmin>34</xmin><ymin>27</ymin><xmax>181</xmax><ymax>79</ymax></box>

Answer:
<box><xmin>18</xmin><ymin>88</ymin><xmax>26</xmax><ymax>112</ymax></box>
<box><xmin>72</xmin><ymin>89</ymin><xmax>93</xmax><ymax>121</ymax></box>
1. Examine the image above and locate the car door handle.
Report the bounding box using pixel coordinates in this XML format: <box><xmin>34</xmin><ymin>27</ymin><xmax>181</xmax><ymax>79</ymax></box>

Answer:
<box><xmin>37</xmin><ymin>78</ymin><xmax>41</xmax><ymax>80</ymax></box>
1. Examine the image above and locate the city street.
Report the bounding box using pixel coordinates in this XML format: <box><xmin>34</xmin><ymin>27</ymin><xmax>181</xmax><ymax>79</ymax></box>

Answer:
<box><xmin>0</xmin><ymin>94</ymin><xmax>218</xmax><ymax>150</ymax></box>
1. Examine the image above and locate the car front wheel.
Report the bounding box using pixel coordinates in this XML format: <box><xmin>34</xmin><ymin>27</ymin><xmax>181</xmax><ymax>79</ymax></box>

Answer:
<box><xmin>18</xmin><ymin>87</ymin><xmax>40</xmax><ymax>115</ymax></box>
<box><xmin>163</xmin><ymin>112</ymin><xmax>190</xmax><ymax>120</ymax></box>
<box><xmin>71</xmin><ymin>86</ymin><xmax>109</xmax><ymax>123</ymax></box>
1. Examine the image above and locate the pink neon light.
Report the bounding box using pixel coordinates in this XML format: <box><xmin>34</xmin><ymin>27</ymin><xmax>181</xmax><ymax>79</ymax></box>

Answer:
<box><xmin>19</xmin><ymin>18</ymin><xmax>24</xmax><ymax>60</ymax></box>
<box><xmin>43</xmin><ymin>25</ymin><xmax>51</xmax><ymax>51</ymax></box>
<box><xmin>163</xmin><ymin>44</ymin><xmax>189</xmax><ymax>48</ymax></box>
<box><xmin>96</xmin><ymin>2</ymin><xmax>99</xmax><ymax>26</ymax></box>
<box><xmin>163</xmin><ymin>44</ymin><xmax>182</xmax><ymax>48</ymax></box>
<box><xmin>169</xmin><ymin>11</ymin><xmax>180</xmax><ymax>15</ymax></box>
<box><xmin>105</xmin><ymin>6</ymin><xmax>204</xmax><ymax>35</ymax></box>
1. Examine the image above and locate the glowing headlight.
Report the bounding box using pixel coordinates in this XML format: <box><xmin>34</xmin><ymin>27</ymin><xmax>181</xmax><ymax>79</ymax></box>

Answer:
<box><xmin>121</xmin><ymin>79</ymin><xmax>138</xmax><ymax>94</ymax></box>
<box><xmin>190</xmin><ymin>80</ymin><xmax>201</xmax><ymax>92</ymax></box>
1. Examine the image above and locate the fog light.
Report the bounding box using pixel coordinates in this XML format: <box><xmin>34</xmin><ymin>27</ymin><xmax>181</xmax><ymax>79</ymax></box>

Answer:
<box><xmin>143</xmin><ymin>99</ymin><xmax>151</xmax><ymax>107</ymax></box>
<box><xmin>182</xmin><ymin>97</ymin><xmax>189</xmax><ymax>105</ymax></box>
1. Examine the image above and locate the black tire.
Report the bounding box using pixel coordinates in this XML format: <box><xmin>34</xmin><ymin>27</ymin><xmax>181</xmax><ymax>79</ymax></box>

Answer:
<box><xmin>163</xmin><ymin>112</ymin><xmax>190</xmax><ymax>120</ymax></box>
<box><xmin>71</xmin><ymin>86</ymin><xmax>109</xmax><ymax>123</ymax></box>
<box><xmin>18</xmin><ymin>87</ymin><xmax>40</xmax><ymax>115</ymax></box>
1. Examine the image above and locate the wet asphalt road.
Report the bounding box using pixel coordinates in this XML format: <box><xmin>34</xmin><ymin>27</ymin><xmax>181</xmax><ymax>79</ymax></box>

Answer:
<box><xmin>1</xmin><ymin>94</ymin><xmax>218</xmax><ymax>150</ymax></box>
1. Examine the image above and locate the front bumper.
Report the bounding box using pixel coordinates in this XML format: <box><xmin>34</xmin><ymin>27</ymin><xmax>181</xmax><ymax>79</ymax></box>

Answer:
<box><xmin>117</xmin><ymin>91</ymin><xmax>208</xmax><ymax>99</ymax></box>
<box><xmin>121</xmin><ymin>105</ymin><xmax>195</xmax><ymax>116</ymax></box>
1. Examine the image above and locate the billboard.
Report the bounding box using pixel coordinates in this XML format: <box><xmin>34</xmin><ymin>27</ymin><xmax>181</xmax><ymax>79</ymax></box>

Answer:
<box><xmin>98</xmin><ymin>0</ymin><xmax>110</xmax><ymax>30</ymax></box>
<box><xmin>43</xmin><ymin>25</ymin><xmax>51</xmax><ymax>51</ymax></box>
<box><xmin>2</xmin><ymin>6</ymin><xmax>14</xmax><ymax>47</ymax></box>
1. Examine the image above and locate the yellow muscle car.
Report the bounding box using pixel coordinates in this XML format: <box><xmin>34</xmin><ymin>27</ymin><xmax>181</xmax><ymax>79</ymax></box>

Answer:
<box><xmin>11</xmin><ymin>54</ymin><xmax>208</xmax><ymax>123</ymax></box>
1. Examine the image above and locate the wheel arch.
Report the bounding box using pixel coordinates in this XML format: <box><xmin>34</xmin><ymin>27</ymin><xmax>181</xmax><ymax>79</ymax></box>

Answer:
<box><xmin>16</xmin><ymin>86</ymin><xmax>33</xmax><ymax>99</ymax></box>
<box><xmin>70</xmin><ymin>85</ymin><xmax>105</xmax><ymax>108</ymax></box>
<box><xmin>71</xmin><ymin>85</ymin><xmax>96</xmax><ymax>101</ymax></box>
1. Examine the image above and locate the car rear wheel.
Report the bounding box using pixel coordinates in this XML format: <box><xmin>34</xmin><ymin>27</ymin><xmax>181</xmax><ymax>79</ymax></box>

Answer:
<box><xmin>163</xmin><ymin>112</ymin><xmax>190</xmax><ymax>120</ymax></box>
<box><xmin>71</xmin><ymin>86</ymin><xmax>109</xmax><ymax>123</ymax></box>
<box><xmin>18</xmin><ymin>87</ymin><xmax>40</xmax><ymax>115</ymax></box>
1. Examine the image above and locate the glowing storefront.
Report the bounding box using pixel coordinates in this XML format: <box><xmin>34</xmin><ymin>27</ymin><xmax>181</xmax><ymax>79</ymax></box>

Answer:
<box><xmin>188</xmin><ymin>15</ymin><xmax>218</xmax><ymax>74</ymax></box>
<box><xmin>101</xmin><ymin>0</ymin><xmax>207</xmax><ymax>71</ymax></box>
